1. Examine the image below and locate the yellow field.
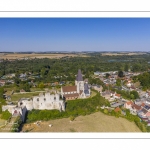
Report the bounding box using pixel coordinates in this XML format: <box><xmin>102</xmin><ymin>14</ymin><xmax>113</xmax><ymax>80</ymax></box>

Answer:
<box><xmin>22</xmin><ymin>112</ymin><xmax>141</xmax><ymax>132</ymax></box>
<box><xmin>0</xmin><ymin>53</ymin><xmax>88</xmax><ymax>60</ymax></box>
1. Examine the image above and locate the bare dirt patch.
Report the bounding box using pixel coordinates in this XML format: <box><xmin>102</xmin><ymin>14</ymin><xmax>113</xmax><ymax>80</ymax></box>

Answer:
<box><xmin>22</xmin><ymin>112</ymin><xmax>141</xmax><ymax>132</ymax></box>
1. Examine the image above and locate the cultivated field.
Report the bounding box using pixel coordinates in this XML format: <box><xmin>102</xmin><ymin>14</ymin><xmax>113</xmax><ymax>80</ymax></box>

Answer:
<box><xmin>0</xmin><ymin>53</ymin><xmax>88</xmax><ymax>60</ymax></box>
<box><xmin>22</xmin><ymin>112</ymin><xmax>141</xmax><ymax>132</ymax></box>
<box><xmin>101</xmin><ymin>52</ymin><xmax>146</xmax><ymax>56</ymax></box>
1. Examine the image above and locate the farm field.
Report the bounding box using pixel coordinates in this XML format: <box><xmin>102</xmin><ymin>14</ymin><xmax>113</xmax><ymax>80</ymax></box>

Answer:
<box><xmin>101</xmin><ymin>52</ymin><xmax>146</xmax><ymax>56</ymax></box>
<box><xmin>21</xmin><ymin>111</ymin><xmax>141</xmax><ymax>132</ymax></box>
<box><xmin>0</xmin><ymin>53</ymin><xmax>88</xmax><ymax>60</ymax></box>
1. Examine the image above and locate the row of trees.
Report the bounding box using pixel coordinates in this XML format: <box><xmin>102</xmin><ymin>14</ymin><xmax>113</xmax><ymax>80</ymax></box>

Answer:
<box><xmin>1</xmin><ymin>53</ymin><xmax>150</xmax><ymax>83</ymax></box>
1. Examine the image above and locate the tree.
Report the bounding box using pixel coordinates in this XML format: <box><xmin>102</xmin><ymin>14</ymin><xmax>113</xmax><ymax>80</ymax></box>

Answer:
<box><xmin>106</xmin><ymin>73</ymin><xmax>110</xmax><ymax>78</ymax></box>
<box><xmin>124</xmin><ymin>64</ymin><xmax>129</xmax><ymax>72</ymax></box>
<box><xmin>104</xmin><ymin>108</ymin><xmax>108</xmax><ymax>114</ymax></box>
<box><xmin>130</xmin><ymin>94</ymin><xmax>135</xmax><ymax>99</ymax></box>
<box><xmin>1</xmin><ymin>110</ymin><xmax>12</xmax><ymax>120</ymax></box>
<box><xmin>38</xmin><ymin>82</ymin><xmax>45</xmax><ymax>89</ymax></box>
<box><xmin>118</xmin><ymin>70</ymin><xmax>124</xmax><ymax>77</ymax></box>
<box><xmin>116</xmin><ymin>79</ymin><xmax>121</xmax><ymax>86</ymax></box>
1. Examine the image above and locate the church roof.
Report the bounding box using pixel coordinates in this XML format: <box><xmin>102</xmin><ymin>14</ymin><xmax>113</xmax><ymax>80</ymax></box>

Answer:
<box><xmin>84</xmin><ymin>83</ymin><xmax>89</xmax><ymax>90</ymax></box>
<box><xmin>62</xmin><ymin>86</ymin><xmax>77</xmax><ymax>92</ymax></box>
<box><xmin>76</xmin><ymin>69</ymin><xmax>83</xmax><ymax>81</ymax></box>
<box><xmin>64</xmin><ymin>93</ymin><xmax>79</xmax><ymax>98</ymax></box>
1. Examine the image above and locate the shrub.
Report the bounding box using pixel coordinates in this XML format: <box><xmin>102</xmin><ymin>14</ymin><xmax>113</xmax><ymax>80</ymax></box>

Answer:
<box><xmin>1</xmin><ymin>110</ymin><xmax>12</xmax><ymax>120</ymax></box>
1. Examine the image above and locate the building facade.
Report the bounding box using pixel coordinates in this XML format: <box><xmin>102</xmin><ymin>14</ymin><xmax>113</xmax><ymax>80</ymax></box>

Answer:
<box><xmin>61</xmin><ymin>69</ymin><xmax>90</xmax><ymax>100</ymax></box>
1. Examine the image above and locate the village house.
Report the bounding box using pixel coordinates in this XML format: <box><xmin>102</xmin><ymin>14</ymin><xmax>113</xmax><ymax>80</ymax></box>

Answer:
<box><xmin>94</xmin><ymin>71</ymin><xmax>101</xmax><ymax>76</ymax></box>
<box><xmin>101</xmin><ymin>90</ymin><xmax>111</xmax><ymax>100</ymax></box>
<box><xmin>92</xmin><ymin>84</ymin><xmax>103</xmax><ymax>93</ymax></box>
<box><xmin>20</xmin><ymin>89</ymin><xmax>26</xmax><ymax>93</ymax></box>
<box><xmin>130</xmin><ymin>104</ymin><xmax>142</xmax><ymax>115</ymax></box>
<box><xmin>114</xmin><ymin>93</ymin><xmax>121</xmax><ymax>99</ymax></box>
<box><xmin>0</xmin><ymin>80</ymin><xmax>6</xmax><ymax>86</ymax></box>
<box><xmin>124</xmin><ymin>101</ymin><xmax>133</xmax><ymax>109</ymax></box>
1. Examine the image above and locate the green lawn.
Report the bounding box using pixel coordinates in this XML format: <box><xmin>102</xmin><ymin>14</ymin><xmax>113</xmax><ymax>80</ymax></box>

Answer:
<box><xmin>90</xmin><ymin>91</ymin><xmax>97</xmax><ymax>97</ymax></box>
<box><xmin>0</xmin><ymin>119</ymin><xmax>6</xmax><ymax>127</ymax></box>
<box><xmin>11</xmin><ymin>92</ymin><xmax>41</xmax><ymax>102</ymax></box>
<box><xmin>30</xmin><ymin>88</ymin><xmax>45</xmax><ymax>92</ymax></box>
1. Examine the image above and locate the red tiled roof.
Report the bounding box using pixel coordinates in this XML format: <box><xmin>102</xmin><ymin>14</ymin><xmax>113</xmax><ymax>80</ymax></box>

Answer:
<box><xmin>114</xmin><ymin>107</ymin><xmax>121</xmax><ymax>112</ymax></box>
<box><xmin>64</xmin><ymin>93</ymin><xmax>79</xmax><ymax>98</ymax></box>
<box><xmin>62</xmin><ymin>86</ymin><xmax>77</xmax><ymax>92</ymax></box>
<box><xmin>141</xmin><ymin>103</ymin><xmax>145</xmax><ymax>107</ymax></box>
<box><xmin>115</xmin><ymin>94</ymin><xmax>121</xmax><ymax>97</ymax></box>
<box><xmin>132</xmin><ymin>104</ymin><xmax>141</xmax><ymax>110</ymax></box>
<box><xmin>126</xmin><ymin>101</ymin><xmax>133</xmax><ymax>105</ymax></box>
<box><xmin>146</xmin><ymin>112</ymin><xmax>150</xmax><ymax>117</ymax></box>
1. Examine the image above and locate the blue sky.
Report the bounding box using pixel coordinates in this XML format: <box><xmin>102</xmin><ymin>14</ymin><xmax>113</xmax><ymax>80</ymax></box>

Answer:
<box><xmin>0</xmin><ymin>18</ymin><xmax>150</xmax><ymax>52</ymax></box>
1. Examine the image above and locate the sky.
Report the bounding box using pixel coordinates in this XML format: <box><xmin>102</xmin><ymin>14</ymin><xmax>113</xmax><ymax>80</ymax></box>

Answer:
<box><xmin>0</xmin><ymin>18</ymin><xmax>150</xmax><ymax>52</ymax></box>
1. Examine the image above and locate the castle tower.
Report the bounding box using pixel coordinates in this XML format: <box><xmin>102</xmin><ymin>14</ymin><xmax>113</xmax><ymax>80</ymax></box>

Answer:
<box><xmin>75</xmin><ymin>69</ymin><xmax>84</xmax><ymax>93</ymax></box>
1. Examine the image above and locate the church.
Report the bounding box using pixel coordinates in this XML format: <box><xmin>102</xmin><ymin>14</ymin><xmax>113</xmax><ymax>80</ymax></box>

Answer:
<box><xmin>61</xmin><ymin>69</ymin><xmax>90</xmax><ymax>100</ymax></box>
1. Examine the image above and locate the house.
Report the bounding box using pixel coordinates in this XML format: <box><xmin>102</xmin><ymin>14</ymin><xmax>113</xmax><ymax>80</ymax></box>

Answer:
<box><xmin>0</xmin><ymin>80</ymin><xmax>6</xmax><ymax>86</ymax></box>
<box><xmin>145</xmin><ymin>92</ymin><xmax>150</xmax><ymax>98</ymax></box>
<box><xmin>124</xmin><ymin>101</ymin><xmax>133</xmax><ymax>109</ymax></box>
<box><xmin>110</xmin><ymin>101</ymin><xmax>124</xmax><ymax>108</ymax></box>
<box><xmin>114</xmin><ymin>93</ymin><xmax>121</xmax><ymax>99</ymax></box>
<box><xmin>20</xmin><ymin>73</ymin><xmax>27</xmax><ymax>78</ymax></box>
<box><xmin>131</xmin><ymin>104</ymin><xmax>142</xmax><ymax>114</ymax></box>
<box><xmin>126</xmin><ymin>80</ymin><xmax>132</xmax><ymax>88</ymax></box>
<box><xmin>94</xmin><ymin>71</ymin><xmax>100</xmax><ymax>76</ymax></box>
<box><xmin>130</xmin><ymin>86</ymin><xmax>136</xmax><ymax>91</ymax></box>
<box><xmin>101</xmin><ymin>90</ymin><xmax>111</xmax><ymax>99</ymax></box>
<box><xmin>92</xmin><ymin>84</ymin><xmax>103</xmax><ymax>92</ymax></box>
<box><xmin>20</xmin><ymin>89</ymin><xmax>26</xmax><ymax>93</ymax></box>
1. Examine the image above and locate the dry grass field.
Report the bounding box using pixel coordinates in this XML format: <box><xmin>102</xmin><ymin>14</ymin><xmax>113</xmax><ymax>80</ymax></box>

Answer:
<box><xmin>101</xmin><ymin>52</ymin><xmax>146</xmax><ymax>56</ymax></box>
<box><xmin>22</xmin><ymin>112</ymin><xmax>141</xmax><ymax>132</ymax></box>
<box><xmin>0</xmin><ymin>53</ymin><xmax>88</xmax><ymax>60</ymax></box>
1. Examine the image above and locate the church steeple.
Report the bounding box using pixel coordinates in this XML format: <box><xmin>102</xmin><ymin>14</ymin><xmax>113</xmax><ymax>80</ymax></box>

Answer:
<box><xmin>76</xmin><ymin>69</ymin><xmax>83</xmax><ymax>81</ymax></box>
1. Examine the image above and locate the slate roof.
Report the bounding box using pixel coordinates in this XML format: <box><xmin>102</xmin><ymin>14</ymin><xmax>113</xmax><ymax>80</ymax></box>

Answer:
<box><xmin>84</xmin><ymin>90</ymin><xmax>89</xmax><ymax>95</ymax></box>
<box><xmin>76</xmin><ymin>69</ymin><xmax>83</xmax><ymax>81</ymax></box>
<box><xmin>84</xmin><ymin>83</ymin><xmax>89</xmax><ymax>91</ymax></box>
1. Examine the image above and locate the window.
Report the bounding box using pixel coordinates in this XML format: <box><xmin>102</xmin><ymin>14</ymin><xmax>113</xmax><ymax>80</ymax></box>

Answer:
<box><xmin>44</xmin><ymin>98</ymin><xmax>46</xmax><ymax>101</ymax></box>
<box><xmin>37</xmin><ymin>98</ymin><xmax>39</xmax><ymax>101</ymax></box>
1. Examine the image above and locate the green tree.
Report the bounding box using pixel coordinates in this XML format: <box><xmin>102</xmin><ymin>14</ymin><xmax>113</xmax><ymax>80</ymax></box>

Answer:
<box><xmin>124</xmin><ymin>64</ymin><xmax>129</xmax><ymax>72</ymax></box>
<box><xmin>118</xmin><ymin>70</ymin><xmax>124</xmax><ymax>77</ymax></box>
<box><xmin>38</xmin><ymin>82</ymin><xmax>45</xmax><ymax>89</ymax></box>
<box><xmin>1</xmin><ymin>110</ymin><xmax>12</xmax><ymax>120</ymax></box>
